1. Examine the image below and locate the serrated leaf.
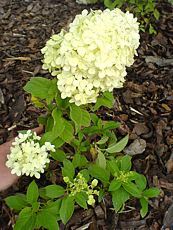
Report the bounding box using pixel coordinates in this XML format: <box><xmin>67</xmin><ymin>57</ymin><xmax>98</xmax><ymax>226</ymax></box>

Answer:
<box><xmin>5</xmin><ymin>194</ymin><xmax>27</xmax><ymax>211</ymax></box>
<box><xmin>106</xmin><ymin>135</ymin><xmax>129</xmax><ymax>153</ymax></box>
<box><xmin>111</xmin><ymin>187</ymin><xmax>129</xmax><ymax>212</ymax></box>
<box><xmin>123</xmin><ymin>182</ymin><xmax>141</xmax><ymax>198</ymax></box>
<box><xmin>26</xmin><ymin>181</ymin><xmax>39</xmax><ymax>204</ymax></box>
<box><xmin>36</xmin><ymin>210</ymin><xmax>59</xmax><ymax>230</ymax></box>
<box><xmin>89</xmin><ymin>164</ymin><xmax>110</xmax><ymax>183</ymax></box>
<box><xmin>75</xmin><ymin>192</ymin><xmax>88</xmax><ymax>209</ymax></box>
<box><xmin>62</xmin><ymin>160</ymin><xmax>75</xmax><ymax>181</ymax></box>
<box><xmin>70</xmin><ymin>104</ymin><xmax>91</xmax><ymax>133</ymax></box>
<box><xmin>143</xmin><ymin>188</ymin><xmax>160</xmax><ymax>198</ymax></box>
<box><xmin>44</xmin><ymin>185</ymin><xmax>65</xmax><ymax>199</ymax></box>
<box><xmin>140</xmin><ymin>197</ymin><xmax>149</xmax><ymax>218</ymax></box>
<box><xmin>60</xmin><ymin>196</ymin><xmax>74</xmax><ymax>224</ymax></box>
<box><xmin>120</xmin><ymin>155</ymin><xmax>132</xmax><ymax>172</ymax></box>
<box><xmin>14</xmin><ymin>207</ymin><xmax>36</xmax><ymax>230</ymax></box>
<box><xmin>43</xmin><ymin>200</ymin><xmax>62</xmax><ymax>215</ymax></box>
<box><xmin>24</xmin><ymin>77</ymin><xmax>56</xmax><ymax>102</ymax></box>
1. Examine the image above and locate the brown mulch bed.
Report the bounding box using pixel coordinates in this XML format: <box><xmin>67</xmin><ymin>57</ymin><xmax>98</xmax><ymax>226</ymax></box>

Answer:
<box><xmin>0</xmin><ymin>0</ymin><xmax>173</xmax><ymax>229</ymax></box>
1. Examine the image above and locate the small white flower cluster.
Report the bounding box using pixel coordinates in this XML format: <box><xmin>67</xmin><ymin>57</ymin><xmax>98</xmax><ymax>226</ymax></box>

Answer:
<box><xmin>6</xmin><ymin>130</ymin><xmax>55</xmax><ymax>179</ymax></box>
<box><xmin>76</xmin><ymin>0</ymin><xmax>98</xmax><ymax>5</ymax></box>
<box><xmin>63</xmin><ymin>174</ymin><xmax>99</xmax><ymax>206</ymax></box>
<box><xmin>42</xmin><ymin>9</ymin><xmax>140</xmax><ymax>106</ymax></box>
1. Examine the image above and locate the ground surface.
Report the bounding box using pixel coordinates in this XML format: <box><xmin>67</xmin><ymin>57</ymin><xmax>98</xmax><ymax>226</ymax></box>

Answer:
<box><xmin>0</xmin><ymin>0</ymin><xmax>173</xmax><ymax>229</ymax></box>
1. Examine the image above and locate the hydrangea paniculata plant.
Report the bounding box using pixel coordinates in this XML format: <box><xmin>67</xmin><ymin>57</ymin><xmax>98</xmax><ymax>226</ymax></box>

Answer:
<box><xmin>6</xmin><ymin>130</ymin><xmax>55</xmax><ymax>179</ymax></box>
<box><xmin>41</xmin><ymin>9</ymin><xmax>140</xmax><ymax>106</ymax></box>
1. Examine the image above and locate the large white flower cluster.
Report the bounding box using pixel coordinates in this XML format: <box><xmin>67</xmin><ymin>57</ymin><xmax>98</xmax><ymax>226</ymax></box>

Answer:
<box><xmin>6</xmin><ymin>130</ymin><xmax>55</xmax><ymax>179</ymax></box>
<box><xmin>76</xmin><ymin>0</ymin><xmax>98</xmax><ymax>4</ymax></box>
<box><xmin>42</xmin><ymin>9</ymin><xmax>140</xmax><ymax>106</ymax></box>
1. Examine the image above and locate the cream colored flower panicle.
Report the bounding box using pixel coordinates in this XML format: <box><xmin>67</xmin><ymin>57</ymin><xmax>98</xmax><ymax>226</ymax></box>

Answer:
<box><xmin>76</xmin><ymin>0</ymin><xmax>98</xmax><ymax>4</ymax></box>
<box><xmin>42</xmin><ymin>9</ymin><xmax>140</xmax><ymax>106</ymax></box>
<box><xmin>6</xmin><ymin>130</ymin><xmax>55</xmax><ymax>179</ymax></box>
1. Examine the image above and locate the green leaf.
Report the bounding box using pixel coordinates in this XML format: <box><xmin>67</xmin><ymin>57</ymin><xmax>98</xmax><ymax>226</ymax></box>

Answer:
<box><xmin>98</xmin><ymin>189</ymin><xmax>105</xmax><ymax>202</ymax></box>
<box><xmin>70</xmin><ymin>104</ymin><xmax>91</xmax><ymax>133</ymax></box>
<box><xmin>153</xmin><ymin>9</ymin><xmax>160</xmax><ymax>20</ymax></box>
<box><xmin>52</xmin><ymin>137</ymin><xmax>65</xmax><ymax>148</ymax></box>
<box><xmin>55</xmin><ymin>92</ymin><xmax>69</xmax><ymax>109</ymax></box>
<box><xmin>149</xmin><ymin>24</ymin><xmax>157</xmax><ymax>35</ymax></box>
<box><xmin>75</xmin><ymin>192</ymin><xmax>88</xmax><ymax>209</ymax></box>
<box><xmin>60</xmin><ymin>120</ymin><xmax>74</xmax><ymax>143</ymax></box>
<box><xmin>106</xmin><ymin>135</ymin><xmax>129</xmax><ymax>153</ymax></box>
<box><xmin>5</xmin><ymin>194</ymin><xmax>27</xmax><ymax>211</ymax></box>
<box><xmin>60</xmin><ymin>196</ymin><xmax>74</xmax><ymax>224</ymax></box>
<box><xmin>107</xmin><ymin>160</ymin><xmax>119</xmax><ymax>176</ymax></box>
<box><xmin>31</xmin><ymin>96</ymin><xmax>45</xmax><ymax>108</ymax></box>
<box><xmin>111</xmin><ymin>187</ymin><xmax>129</xmax><ymax>212</ymax></box>
<box><xmin>140</xmin><ymin>197</ymin><xmax>149</xmax><ymax>218</ymax></box>
<box><xmin>14</xmin><ymin>207</ymin><xmax>36</xmax><ymax>230</ymax></box>
<box><xmin>93</xmin><ymin>91</ymin><xmax>114</xmax><ymax>111</ymax></box>
<box><xmin>24</xmin><ymin>77</ymin><xmax>56</xmax><ymax>102</ymax></box>
<box><xmin>120</xmin><ymin>155</ymin><xmax>132</xmax><ymax>172</ymax></box>
<box><xmin>44</xmin><ymin>185</ymin><xmax>65</xmax><ymax>199</ymax></box>
<box><xmin>40</xmin><ymin>131</ymin><xmax>57</xmax><ymax>144</ymax></box>
<box><xmin>72</xmin><ymin>153</ymin><xmax>88</xmax><ymax>168</ymax></box>
<box><xmin>123</xmin><ymin>182</ymin><xmax>141</xmax><ymax>198</ymax></box>
<box><xmin>32</xmin><ymin>202</ymin><xmax>40</xmax><ymax>213</ymax></box>
<box><xmin>143</xmin><ymin>188</ymin><xmax>160</xmax><ymax>198</ymax></box>
<box><xmin>79</xmin><ymin>169</ymin><xmax>90</xmax><ymax>182</ymax></box>
<box><xmin>46</xmin><ymin>116</ymin><xmax>54</xmax><ymax>132</ymax></box>
<box><xmin>109</xmin><ymin>179</ymin><xmax>121</xmax><ymax>192</ymax></box>
<box><xmin>43</xmin><ymin>200</ymin><xmax>62</xmax><ymax>216</ymax></box>
<box><xmin>26</xmin><ymin>181</ymin><xmax>39</xmax><ymax>204</ymax></box>
<box><xmin>62</xmin><ymin>160</ymin><xmax>75</xmax><ymax>181</ymax></box>
<box><xmin>103</xmin><ymin>121</ymin><xmax>120</xmax><ymax>131</ymax></box>
<box><xmin>52</xmin><ymin>109</ymin><xmax>74</xmax><ymax>143</ymax></box>
<box><xmin>96</xmin><ymin>151</ymin><xmax>106</xmax><ymax>169</ymax></box>
<box><xmin>89</xmin><ymin>164</ymin><xmax>110</xmax><ymax>184</ymax></box>
<box><xmin>83</xmin><ymin>126</ymin><xmax>100</xmax><ymax>136</ymax></box>
<box><xmin>96</xmin><ymin>136</ymin><xmax>109</xmax><ymax>145</ymax></box>
<box><xmin>36</xmin><ymin>210</ymin><xmax>59</xmax><ymax>230</ymax></box>
<box><xmin>90</xmin><ymin>113</ymin><xmax>99</xmax><ymax>125</ymax></box>
<box><xmin>134</xmin><ymin>174</ymin><xmax>147</xmax><ymax>191</ymax></box>
<box><xmin>51</xmin><ymin>149</ymin><xmax>66</xmax><ymax>162</ymax></box>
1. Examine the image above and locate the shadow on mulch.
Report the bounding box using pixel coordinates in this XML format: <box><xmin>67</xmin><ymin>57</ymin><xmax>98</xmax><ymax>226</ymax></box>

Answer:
<box><xmin>0</xmin><ymin>0</ymin><xmax>173</xmax><ymax>229</ymax></box>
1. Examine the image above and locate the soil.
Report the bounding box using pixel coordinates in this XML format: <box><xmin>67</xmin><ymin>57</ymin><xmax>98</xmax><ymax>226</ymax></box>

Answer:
<box><xmin>0</xmin><ymin>0</ymin><xmax>173</xmax><ymax>229</ymax></box>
